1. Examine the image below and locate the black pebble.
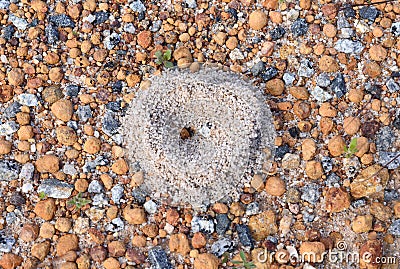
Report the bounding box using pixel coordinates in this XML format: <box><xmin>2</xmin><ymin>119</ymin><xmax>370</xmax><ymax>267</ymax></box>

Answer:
<box><xmin>275</xmin><ymin>144</ymin><xmax>290</xmax><ymax>159</ymax></box>
<box><xmin>288</xmin><ymin>127</ymin><xmax>300</xmax><ymax>138</ymax></box>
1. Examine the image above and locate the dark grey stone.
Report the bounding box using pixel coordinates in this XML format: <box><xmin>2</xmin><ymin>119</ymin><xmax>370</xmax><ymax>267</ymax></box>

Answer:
<box><xmin>359</xmin><ymin>6</ymin><xmax>379</xmax><ymax>22</ymax></box>
<box><xmin>260</xmin><ymin>67</ymin><xmax>278</xmax><ymax>82</ymax></box>
<box><xmin>132</xmin><ymin>188</ymin><xmax>147</xmax><ymax>204</ymax></box>
<box><xmin>270</xmin><ymin>26</ymin><xmax>285</xmax><ymax>40</ymax></box>
<box><xmin>384</xmin><ymin>189</ymin><xmax>399</xmax><ymax>202</ymax></box>
<box><xmin>215</xmin><ymin>214</ymin><xmax>230</xmax><ymax>235</ymax></box>
<box><xmin>343</xmin><ymin>6</ymin><xmax>356</xmax><ymax>18</ymax></box>
<box><xmin>388</xmin><ymin>219</ymin><xmax>400</xmax><ymax>236</ymax></box>
<box><xmin>0</xmin><ymin>160</ymin><xmax>20</xmax><ymax>181</ymax></box>
<box><xmin>275</xmin><ymin>144</ymin><xmax>290</xmax><ymax>159</ymax></box>
<box><xmin>148</xmin><ymin>247</ymin><xmax>173</xmax><ymax>269</ymax></box>
<box><xmin>330</xmin><ymin>73</ymin><xmax>347</xmax><ymax>98</ymax></box>
<box><xmin>9</xmin><ymin>192</ymin><xmax>25</xmax><ymax>206</ymax></box>
<box><xmin>288</xmin><ymin>127</ymin><xmax>300</xmax><ymax>138</ymax></box>
<box><xmin>3</xmin><ymin>25</ymin><xmax>15</xmax><ymax>40</ymax></box>
<box><xmin>66</xmin><ymin>85</ymin><xmax>80</xmax><ymax>97</ymax></box>
<box><xmin>49</xmin><ymin>14</ymin><xmax>75</xmax><ymax>28</ymax></box>
<box><xmin>112</xmin><ymin>81</ymin><xmax>123</xmax><ymax>93</ymax></box>
<box><xmin>106</xmin><ymin>101</ymin><xmax>121</xmax><ymax>112</ymax></box>
<box><xmin>45</xmin><ymin>23</ymin><xmax>59</xmax><ymax>44</ymax></box>
<box><xmin>291</xmin><ymin>18</ymin><xmax>308</xmax><ymax>37</ymax></box>
<box><xmin>251</xmin><ymin>61</ymin><xmax>264</xmax><ymax>76</ymax></box>
<box><xmin>365</xmin><ymin>84</ymin><xmax>382</xmax><ymax>99</ymax></box>
<box><xmin>3</xmin><ymin>102</ymin><xmax>21</xmax><ymax>119</ymax></box>
<box><xmin>93</xmin><ymin>11</ymin><xmax>109</xmax><ymax>25</ymax></box>
<box><xmin>102</xmin><ymin>111</ymin><xmax>120</xmax><ymax>136</ymax></box>
<box><xmin>236</xmin><ymin>224</ymin><xmax>254</xmax><ymax>248</ymax></box>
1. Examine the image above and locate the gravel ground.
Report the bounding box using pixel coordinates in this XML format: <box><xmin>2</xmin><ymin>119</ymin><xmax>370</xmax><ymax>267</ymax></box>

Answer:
<box><xmin>0</xmin><ymin>0</ymin><xmax>400</xmax><ymax>268</ymax></box>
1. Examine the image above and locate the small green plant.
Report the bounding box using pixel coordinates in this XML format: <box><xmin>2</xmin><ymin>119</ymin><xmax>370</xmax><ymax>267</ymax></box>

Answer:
<box><xmin>38</xmin><ymin>191</ymin><xmax>47</xmax><ymax>200</ymax></box>
<box><xmin>344</xmin><ymin>137</ymin><xmax>358</xmax><ymax>158</ymax></box>
<box><xmin>154</xmin><ymin>49</ymin><xmax>174</xmax><ymax>68</ymax></box>
<box><xmin>231</xmin><ymin>251</ymin><xmax>256</xmax><ymax>269</ymax></box>
<box><xmin>67</xmin><ymin>193</ymin><xmax>91</xmax><ymax>209</ymax></box>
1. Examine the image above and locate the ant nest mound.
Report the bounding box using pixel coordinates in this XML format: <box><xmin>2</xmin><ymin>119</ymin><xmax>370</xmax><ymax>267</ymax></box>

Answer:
<box><xmin>122</xmin><ymin>66</ymin><xmax>276</xmax><ymax>207</ymax></box>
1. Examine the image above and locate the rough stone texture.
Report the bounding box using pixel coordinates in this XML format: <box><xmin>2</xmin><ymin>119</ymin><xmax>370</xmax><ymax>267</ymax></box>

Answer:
<box><xmin>34</xmin><ymin>199</ymin><xmax>56</xmax><ymax>220</ymax></box>
<box><xmin>248</xmin><ymin>210</ymin><xmax>278</xmax><ymax>240</ymax></box>
<box><xmin>193</xmin><ymin>253</ymin><xmax>219</xmax><ymax>269</ymax></box>
<box><xmin>0</xmin><ymin>160</ymin><xmax>20</xmax><ymax>181</ymax></box>
<box><xmin>350</xmin><ymin>164</ymin><xmax>389</xmax><ymax>198</ymax></box>
<box><xmin>169</xmin><ymin>233</ymin><xmax>190</xmax><ymax>255</ymax></box>
<box><xmin>122</xmin><ymin>67</ymin><xmax>276</xmax><ymax>207</ymax></box>
<box><xmin>56</xmin><ymin>234</ymin><xmax>79</xmax><ymax>256</ymax></box>
<box><xmin>148</xmin><ymin>247</ymin><xmax>173</xmax><ymax>269</ymax></box>
<box><xmin>37</xmin><ymin>179</ymin><xmax>73</xmax><ymax>199</ymax></box>
<box><xmin>325</xmin><ymin>187</ymin><xmax>350</xmax><ymax>213</ymax></box>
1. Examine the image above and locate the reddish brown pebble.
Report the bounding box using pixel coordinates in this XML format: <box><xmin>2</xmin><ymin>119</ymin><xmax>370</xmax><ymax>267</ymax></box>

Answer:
<box><xmin>36</xmin><ymin>155</ymin><xmax>59</xmax><ymax>173</ymax></box>
<box><xmin>137</xmin><ymin>31</ymin><xmax>152</xmax><ymax>48</ymax></box>
<box><xmin>34</xmin><ymin>199</ymin><xmax>56</xmax><ymax>221</ymax></box>
<box><xmin>123</xmin><ymin>206</ymin><xmax>146</xmax><ymax>224</ymax></box>
<box><xmin>51</xmin><ymin>99</ymin><xmax>73</xmax><ymax>122</ymax></box>
<box><xmin>169</xmin><ymin>233</ymin><xmax>190</xmax><ymax>255</ymax></box>
<box><xmin>0</xmin><ymin>253</ymin><xmax>23</xmax><ymax>269</ymax></box>
<box><xmin>19</xmin><ymin>223</ymin><xmax>39</xmax><ymax>242</ymax></box>
<box><xmin>8</xmin><ymin>68</ymin><xmax>25</xmax><ymax>86</ymax></box>
<box><xmin>192</xmin><ymin>232</ymin><xmax>207</xmax><ymax>249</ymax></box>
<box><xmin>31</xmin><ymin>241</ymin><xmax>51</xmax><ymax>261</ymax></box>
<box><xmin>56</xmin><ymin>234</ymin><xmax>79</xmax><ymax>256</ymax></box>
<box><xmin>325</xmin><ymin>187</ymin><xmax>351</xmax><ymax>213</ymax></box>
<box><xmin>193</xmin><ymin>253</ymin><xmax>219</xmax><ymax>269</ymax></box>
<box><xmin>108</xmin><ymin>241</ymin><xmax>126</xmax><ymax>257</ymax></box>
<box><xmin>265</xmin><ymin>176</ymin><xmax>286</xmax><ymax>196</ymax></box>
